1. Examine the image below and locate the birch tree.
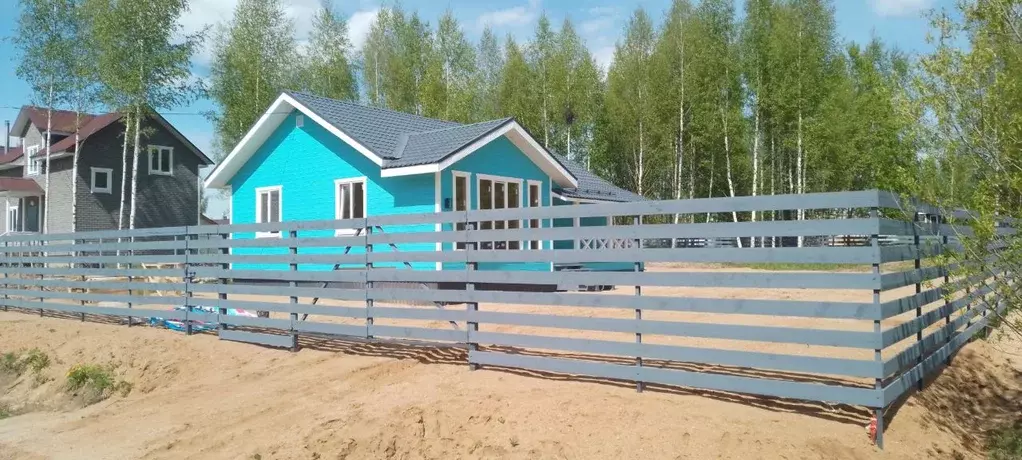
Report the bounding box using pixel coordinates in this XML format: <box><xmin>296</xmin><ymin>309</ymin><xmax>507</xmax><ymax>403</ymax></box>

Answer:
<box><xmin>209</xmin><ymin>0</ymin><xmax>295</xmax><ymax>156</ymax></box>
<box><xmin>652</xmin><ymin>0</ymin><xmax>694</xmax><ymax>222</ymax></box>
<box><xmin>301</xmin><ymin>0</ymin><xmax>357</xmax><ymax>101</ymax></box>
<box><xmin>550</xmin><ymin>19</ymin><xmax>602</xmax><ymax>164</ymax></box>
<box><xmin>498</xmin><ymin>36</ymin><xmax>540</xmax><ymax>130</ymax></box>
<box><xmin>529</xmin><ymin>14</ymin><xmax>558</xmax><ymax>148</ymax></box>
<box><xmin>475</xmin><ymin>27</ymin><xmax>504</xmax><ymax>121</ymax></box>
<box><xmin>88</xmin><ymin>0</ymin><xmax>203</xmax><ymax>229</ymax></box>
<box><xmin>13</xmin><ymin>0</ymin><xmax>78</xmax><ymax>234</ymax></box>
<box><xmin>420</xmin><ymin>10</ymin><xmax>476</xmax><ymax>122</ymax></box>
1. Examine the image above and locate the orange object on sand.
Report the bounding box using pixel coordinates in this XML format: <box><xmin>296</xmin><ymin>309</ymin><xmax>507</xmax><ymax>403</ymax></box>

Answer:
<box><xmin>867</xmin><ymin>415</ymin><xmax>878</xmax><ymax>444</ymax></box>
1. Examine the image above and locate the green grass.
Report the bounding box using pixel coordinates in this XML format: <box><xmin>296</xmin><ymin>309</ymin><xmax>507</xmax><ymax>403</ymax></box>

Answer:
<box><xmin>988</xmin><ymin>423</ymin><xmax>1022</xmax><ymax>460</ymax></box>
<box><xmin>0</xmin><ymin>349</ymin><xmax>51</xmax><ymax>376</ymax></box>
<box><xmin>65</xmin><ymin>364</ymin><xmax>132</xmax><ymax>401</ymax></box>
<box><xmin>66</xmin><ymin>364</ymin><xmax>116</xmax><ymax>393</ymax></box>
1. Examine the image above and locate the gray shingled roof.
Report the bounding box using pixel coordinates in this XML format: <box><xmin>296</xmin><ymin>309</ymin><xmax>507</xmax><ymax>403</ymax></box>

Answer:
<box><xmin>553</xmin><ymin>154</ymin><xmax>645</xmax><ymax>202</ymax></box>
<box><xmin>288</xmin><ymin>91</ymin><xmax>643</xmax><ymax>202</ymax></box>
<box><xmin>388</xmin><ymin>118</ymin><xmax>513</xmax><ymax>168</ymax></box>
<box><xmin>288</xmin><ymin>91</ymin><xmax>458</xmax><ymax>159</ymax></box>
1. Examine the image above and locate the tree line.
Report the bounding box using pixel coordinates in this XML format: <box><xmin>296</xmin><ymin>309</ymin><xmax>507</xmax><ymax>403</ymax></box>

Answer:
<box><xmin>11</xmin><ymin>0</ymin><xmax>1022</xmax><ymax>227</ymax></box>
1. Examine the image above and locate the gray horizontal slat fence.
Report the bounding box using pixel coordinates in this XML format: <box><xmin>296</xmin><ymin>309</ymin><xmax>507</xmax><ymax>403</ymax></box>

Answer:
<box><xmin>0</xmin><ymin>189</ymin><xmax>1013</xmax><ymax>450</ymax></box>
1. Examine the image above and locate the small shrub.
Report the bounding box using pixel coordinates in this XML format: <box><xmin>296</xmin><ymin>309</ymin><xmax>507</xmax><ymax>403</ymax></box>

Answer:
<box><xmin>988</xmin><ymin>423</ymin><xmax>1022</xmax><ymax>460</ymax></box>
<box><xmin>0</xmin><ymin>353</ymin><xmax>23</xmax><ymax>374</ymax></box>
<box><xmin>66</xmin><ymin>364</ymin><xmax>115</xmax><ymax>393</ymax></box>
<box><xmin>22</xmin><ymin>349</ymin><xmax>50</xmax><ymax>373</ymax></box>
<box><xmin>0</xmin><ymin>403</ymin><xmax>11</xmax><ymax>420</ymax></box>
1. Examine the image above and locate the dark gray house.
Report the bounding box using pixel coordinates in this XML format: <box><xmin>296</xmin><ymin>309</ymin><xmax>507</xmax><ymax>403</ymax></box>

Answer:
<box><xmin>0</xmin><ymin>106</ymin><xmax>212</xmax><ymax>235</ymax></box>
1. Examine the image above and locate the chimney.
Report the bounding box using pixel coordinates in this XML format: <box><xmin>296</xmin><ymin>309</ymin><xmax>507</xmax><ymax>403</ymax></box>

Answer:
<box><xmin>5</xmin><ymin>120</ymin><xmax>9</xmax><ymax>153</ymax></box>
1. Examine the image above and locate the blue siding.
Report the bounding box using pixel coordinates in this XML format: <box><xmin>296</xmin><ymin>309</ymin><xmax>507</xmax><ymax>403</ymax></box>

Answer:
<box><xmin>230</xmin><ymin>110</ymin><xmax>435</xmax><ymax>270</ymax></box>
<box><xmin>439</xmin><ymin>136</ymin><xmax>551</xmax><ymax>271</ymax></box>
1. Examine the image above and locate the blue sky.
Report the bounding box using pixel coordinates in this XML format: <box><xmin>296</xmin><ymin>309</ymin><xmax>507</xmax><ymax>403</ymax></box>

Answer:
<box><xmin>0</xmin><ymin>0</ymin><xmax>955</xmax><ymax>217</ymax></box>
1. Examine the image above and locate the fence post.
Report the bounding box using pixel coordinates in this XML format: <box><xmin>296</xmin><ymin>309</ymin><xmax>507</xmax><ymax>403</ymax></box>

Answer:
<box><xmin>77</xmin><ymin>238</ymin><xmax>85</xmax><ymax>322</ymax></box>
<box><xmin>634</xmin><ymin>215</ymin><xmax>643</xmax><ymax>393</ymax></box>
<box><xmin>218</xmin><ymin>230</ymin><xmax>229</xmax><ymax>336</ymax></box>
<box><xmin>940</xmin><ymin>213</ymin><xmax>952</xmax><ymax>365</ymax></box>
<box><xmin>870</xmin><ymin>206</ymin><xmax>884</xmax><ymax>449</ymax></box>
<box><xmin>289</xmin><ymin>228</ymin><xmax>299</xmax><ymax>351</ymax></box>
<box><xmin>184</xmin><ymin>231</ymin><xmax>194</xmax><ymax>336</ymax></box>
<box><xmin>2</xmin><ymin>240</ymin><xmax>7</xmax><ymax>312</ymax></box>
<box><xmin>365</xmin><ymin>224</ymin><xmax>373</xmax><ymax>340</ymax></box>
<box><xmin>913</xmin><ymin>211</ymin><xmax>923</xmax><ymax>392</ymax></box>
<box><xmin>127</xmin><ymin>235</ymin><xmax>135</xmax><ymax>326</ymax></box>
<box><xmin>38</xmin><ymin>237</ymin><xmax>44</xmax><ymax>317</ymax></box>
<box><xmin>466</xmin><ymin>221</ymin><xmax>479</xmax><ymax>371</ymax></box>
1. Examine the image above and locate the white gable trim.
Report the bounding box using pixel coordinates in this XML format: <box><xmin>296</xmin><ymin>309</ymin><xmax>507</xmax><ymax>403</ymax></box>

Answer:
<box><xmin>380</xmin><ymin>121</ymin><xmax>578</xmax><ymax>188</ymax></box>
<box><xmin>204</xmin><ymin>93</ymin><xmax>384</xmax><ymax>189</ymax></box>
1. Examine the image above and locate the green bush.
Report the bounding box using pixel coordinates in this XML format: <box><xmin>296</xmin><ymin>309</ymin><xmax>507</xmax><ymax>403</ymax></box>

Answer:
<box><xmin>22</xmin><ymin>349</ymin><xmax>49</xmax><ymax>373</ymax></box>
<box><xmin>0</xmin><ymin>403</ymin><xmax>11</xmax><ymax>420</ymax></box>
<box><xmin>66</xmin><ymin>364</ymin><xmax>115</xmax><ymax>393</ymax></box>
<box><xmin>0</xmin><ymin>352</ymin><xmax>23</xmax><ymax>374</ymax></box>
<box><xmin>988</xmin><ymin>423</ymin><xmax>1022</xmax><ymax>460</ymax></box>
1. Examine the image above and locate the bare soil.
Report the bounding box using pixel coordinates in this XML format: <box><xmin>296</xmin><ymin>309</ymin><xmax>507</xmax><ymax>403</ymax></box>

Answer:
<box><xmin>0</xmin><ymin>265</ymin><xmax>1019</xmax><ymax>459</ymax></box>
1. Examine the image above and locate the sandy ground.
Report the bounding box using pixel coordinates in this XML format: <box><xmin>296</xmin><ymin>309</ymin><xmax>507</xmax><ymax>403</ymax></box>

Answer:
<box><xmin>0</xmin><ymin>265</ymin><xmax>1018</xmax><ymax>459</ymax></box>
<box><xmin>0</xmin><ymin>317</ymin><xmax>1020</xmax><ymax>459</ymax></box>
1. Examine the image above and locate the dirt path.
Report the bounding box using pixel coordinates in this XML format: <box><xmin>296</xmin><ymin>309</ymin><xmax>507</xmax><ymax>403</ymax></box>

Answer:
<box><xmin>1</xmin><ymin>311</ymin><xmax>1020</xmax><ymax>460</ymax></box>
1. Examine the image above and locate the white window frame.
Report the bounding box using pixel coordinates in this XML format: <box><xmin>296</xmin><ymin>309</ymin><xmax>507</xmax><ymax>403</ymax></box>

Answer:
<box><xmin>6</xmin><ymin>200</ymin><xmax>19</xmax><ymax>233</ymax></box>
<box><xmin>476</xmin><ymin>173</ymin><xmax>523</xmax><ymax>251</ymax></box>
<box><xmin>148</xmin><ymin>145</ymin><xmax>174</xmax><ymax>176</ymax></box>
<box><xmin>25</xmin><ymin>145</ymin><xmax>40</xmax><ymax>176</ymax></box>
<box><xmin>90</xmin><ymin>167</ymin><xmax>113</xmax><ymax>194</ymax></box>
<box><xmin>334</xmin><ymin>177</ymin><xmax>367</xmax><ymax>236</ymax></box>
<box><xmin>527</xmin><ymin>180</ymin><xmax>543</xmax><ymax>250</ymax></box>
<box><xmin>255</xmin><ymin>185</ymin><xmax>282</xmax><ymax>238</ymax></box>
<box><xmin>452</xmin><ymin>171</ymin><xmax>471</xmax><ymax>250</ymax></box>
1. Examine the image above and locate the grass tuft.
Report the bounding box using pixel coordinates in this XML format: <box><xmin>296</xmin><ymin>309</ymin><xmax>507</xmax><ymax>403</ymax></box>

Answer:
<box><xmin>0</xmin><ymin>349</ymin><xmax>50</xmax><ymax>376</ymax></box>
<box><xmin>66</xmin><ymin>364</ymin><xmax>116</xmax><ymax>393</ymax></box>
<box><xmin>988</xmin><ymin>422</ymin><xmax>1022</xmax><ymax>460</ymax></box>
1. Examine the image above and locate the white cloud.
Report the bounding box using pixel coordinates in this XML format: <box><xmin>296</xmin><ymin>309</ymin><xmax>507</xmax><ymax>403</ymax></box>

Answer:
<box><xmin>592</xmin><ymin>45</ymin><xmax>615</xmax><ymax>72</ymax></box>
<box><xmin>348</xmin><ymin>8</ymin><xmax>380</xmax><ymax>51</ymax></box>
<box><xmin>477</xmin><ymin>6</ymin><xmax>536</xmax><ymax>29</ymax></box>
<box><xmin>869</xmin><ymin>0</ymin><xmax>932</xmax><ymax>18</ymax></box>
<box><xmin>581</xmin><ymin>17</ymin><xmax>616</xmax><ymax>36</ymax></box>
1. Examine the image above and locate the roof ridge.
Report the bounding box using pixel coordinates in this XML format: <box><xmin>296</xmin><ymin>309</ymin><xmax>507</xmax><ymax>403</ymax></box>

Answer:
<box><xmin>404</xmin><ymin>117</ymin><xmax>514</xmax><ymax>137</ymax></box>
<box><xmin>287</xmin><ymin>91</ymin><xmax>461</xmax><ymax>127</ymax></box>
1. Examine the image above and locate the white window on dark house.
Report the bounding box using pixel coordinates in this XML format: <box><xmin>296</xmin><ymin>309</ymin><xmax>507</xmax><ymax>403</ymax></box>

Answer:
<box><xmin>25</xmin><ymin>145</ymin><xmax>41</xmax><ymax>176</ymax></box>
<box><xmin>148</xmin><ymin>145</ymin><xmax>173</xmax><ymax>175</ymax></box>
<box><xmin>90</xmin><ymin>167</ymin><xmax>113</xmax><ymax>194</ymax></box>
<box><xmin>335</xmin><ymin>178</ymin><xmax>366</xmax><ymax>235</ymax></box>
<box><xmin>478</xmin><ymin>175</ymin><xmax>522</xmax><ymax>250</ymax></box>
<box><xmin>255</xmin><ymin>186</ymin><xmax>282</xmax><ymax>238</ymax></box>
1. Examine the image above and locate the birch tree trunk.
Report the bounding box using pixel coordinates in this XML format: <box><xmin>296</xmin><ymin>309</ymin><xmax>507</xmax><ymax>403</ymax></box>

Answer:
<box><xmin>674</xmin><ymin>24</ymin><xmax>686</xmax><ymax>225</ymax></box>
<box><xmin>71</xmin><ymin>114</ymin><xmax>80</xmax><ymax>233</ymax></box>
<box><xmin>128</xmin><ymin>107</ymin><xmax>142</xmax><ymax>230</ymax></box>
<box><xmin>751</xmin><ymin>102</ymin><xmax>760</xmax><ymax>247</ymax></box>
<box><xmin>43</xmin><ymin>86</ymin><xmax>52</xmax><ymax>234</ymax></box>
<box><xmin>118</xmin><ymin>113</ymin><xmax>131</xmax><ymax>230</ymax></box>
<box><xmin>722</xmin><ymin>103</ymin><xmax>742</xmax><ymax>248</ymax></box>
<box><xmin>796</xmin><ymin>111</ymin><xmax>804</xmax><ymax>247</ymax></box>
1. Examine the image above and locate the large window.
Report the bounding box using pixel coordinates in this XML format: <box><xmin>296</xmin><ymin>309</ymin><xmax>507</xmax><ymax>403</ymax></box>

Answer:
<box><xmin>148</xmin><ymin>145</ymin><xmax>173</xmax><ymax>175</ymax></box>
<box><xmin>255</xmin><ymin>186</ymin><xmax>281</xmax><ymax>238</ymax></box>
<box><xmin>452</xmin><ymin>172</ymin><xmax>470</xmax><ymax>249</ymax></box>
<box><xmin>90</xmin><ymin>167</ymin><xmax>112</xmax><ymax>194</ymax></box>
<box><xmin>25</xmin><ymin>145</ymin><xmax>40</xmax><ymax>176</ymax></box>
<box><xmin>335</xmin><ymin>178</ymin><xmax>366</xmax><ymax>235</ymax></box>
<box><xmin>527</xmin><ymin>181</ymin><xmax>542</xmax><ymax>249</ymax></box>
<box><xmin>478</xmin><ymin>175</ymin><xmax>521</xmax><ymax>250</ymax></box>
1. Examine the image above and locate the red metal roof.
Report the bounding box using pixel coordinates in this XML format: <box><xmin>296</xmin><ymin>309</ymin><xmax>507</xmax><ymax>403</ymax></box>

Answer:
<box><xmin>0</xmin><ymin>146</ymin><xmax>24</xmax><ymax>164</ymax></box>
<box><xmin>19</xmin><ymin>107</ymin><xmax>98</xmax><ymax>134</ymax></box>
<box><xmin>43</xmin><ymin>112</ymin><xmax>124</xmax><ymax>155</ymax></box>
<box><xmin>0</xmin><ymin>177</ymin><xmax>42</xmax><ymax>193</ymax></box>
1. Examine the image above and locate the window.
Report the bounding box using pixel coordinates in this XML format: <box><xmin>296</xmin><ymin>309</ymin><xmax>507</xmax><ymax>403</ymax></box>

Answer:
<box><xmin>90</xmin><ymin>167</ymin><xmax>112</xmax><ymax>194</ymax></box>
<box><xmin>478</xmin><ymin>175</ymin><xmax>522</xmax><ymax>250</ymax></box>
<box><xmin>528</xmin><ymin>181</ymin><xmax>542</xmax><ymax>249</ymax></box>
<box><xmin>453</xmin><ymin>172</ymin><xmax>470</xmax><ymax>250</ymax></box>
<box><xmin>25</xmin><ymin>145</ymin><xmax>40</xmax><ymax>176</ymax></box>
<box><xmin>148</xmin><ymin>145</ymin><xmax>173</xmax><ymax>175</ymax></box>
<box><xmin>335</xmin><ymin>178</ymin><xmax>366</xmax><ymax>235</ymax></box>
<box><xmin>6</xmin><ymin>203</ymin><xmax>19</xmax><ymax>233</ymax></box>
<box><xmin>255</xmin><ymin>186</ymin><xmax>282</xmax><ymax>238</ymax></box>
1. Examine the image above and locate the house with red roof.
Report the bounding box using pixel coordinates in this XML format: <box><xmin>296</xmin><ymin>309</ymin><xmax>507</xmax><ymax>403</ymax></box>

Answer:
<box><xmin>0</xmin><ymin>106</ymin><xmax>213</xmax><ymax>235</ymax></box>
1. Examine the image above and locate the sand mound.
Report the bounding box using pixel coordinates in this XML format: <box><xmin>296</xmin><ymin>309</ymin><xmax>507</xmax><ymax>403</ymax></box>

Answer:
<box><xmin>1</xmin><ymin>311</ymin><xmax>1020</xmax><ymax>460</ymax></box>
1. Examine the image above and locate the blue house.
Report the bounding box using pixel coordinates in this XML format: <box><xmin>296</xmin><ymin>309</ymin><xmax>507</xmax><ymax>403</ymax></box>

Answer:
<box><xmin>203</xmin><ymin>92</ymin><xmax>642</xmax><ymax>272</ymax></box>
